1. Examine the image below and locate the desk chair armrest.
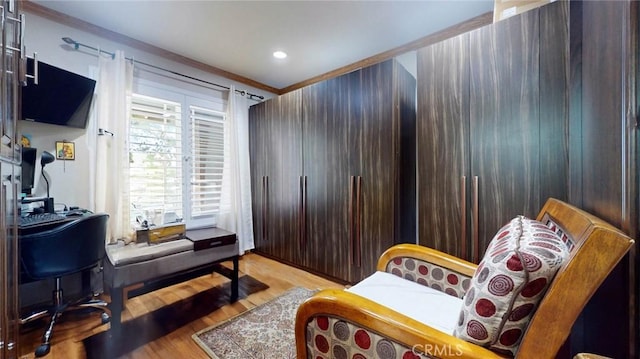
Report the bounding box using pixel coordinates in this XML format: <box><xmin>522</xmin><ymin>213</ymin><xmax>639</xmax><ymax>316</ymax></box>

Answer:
<box><xmin>377</xmin><ymin>244</ymin><xmax>477</xmax><ymax>299</ymax></box>
<box><xmin>295</xmin><ymin>289</ymin><xmax>508</xmax><ymax>359</ymax></box>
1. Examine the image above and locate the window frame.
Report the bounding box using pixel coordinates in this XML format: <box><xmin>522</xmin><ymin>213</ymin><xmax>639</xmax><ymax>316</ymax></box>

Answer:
<box><xmin>131</xmin><ymin>79</ymin><xmax>226</xmax><ymax>229</ymax></box>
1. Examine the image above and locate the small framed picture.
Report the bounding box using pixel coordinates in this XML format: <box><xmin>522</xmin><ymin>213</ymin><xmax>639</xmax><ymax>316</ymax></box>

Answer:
<box><xmin>55</xmin><ymin>141</ymin><xmax>75</xmax><ymax>160</ymax></box>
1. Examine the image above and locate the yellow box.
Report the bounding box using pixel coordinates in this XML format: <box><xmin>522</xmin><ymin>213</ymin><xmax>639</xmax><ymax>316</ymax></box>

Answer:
<box><xmin>136</xmin><ymin>223</ymin><xmax>186</xmax><ymax>244</ymax></box>
<box><xmin>494</xmin><ymin>0</ymin><xmax>555</xmax><ymax>22</ymax></box>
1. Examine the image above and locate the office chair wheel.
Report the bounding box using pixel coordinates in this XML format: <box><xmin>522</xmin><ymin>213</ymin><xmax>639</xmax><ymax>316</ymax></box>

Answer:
<box><xmin>101</xmin><ymin>312</ymin><xmax>110</xmax><ymax>324</ymax></box>
<box><xmin>35</xmin><ymin>343</ymin><xmax>50</xmax><ymax>357</ymax></box>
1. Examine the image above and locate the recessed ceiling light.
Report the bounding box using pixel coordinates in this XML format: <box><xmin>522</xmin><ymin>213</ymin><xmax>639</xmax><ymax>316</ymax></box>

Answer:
<box><xmin>273</xmin><ymin>51</ymin><xmax>287</xmax><ymax>59</ymax></box>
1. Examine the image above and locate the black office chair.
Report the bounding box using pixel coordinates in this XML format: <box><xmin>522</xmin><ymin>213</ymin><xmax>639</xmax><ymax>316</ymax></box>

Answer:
<box><xmin>20</xmin><ymin>213</ymin><xmax>111</xmax><ymax>357</ymax></box>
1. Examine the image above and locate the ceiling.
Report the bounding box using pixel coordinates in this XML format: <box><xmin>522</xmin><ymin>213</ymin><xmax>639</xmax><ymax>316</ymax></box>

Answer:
<box><xmin>30</xmin><ymin>0</ymin><xmax>494</xmax><ymax>92</ymax></box>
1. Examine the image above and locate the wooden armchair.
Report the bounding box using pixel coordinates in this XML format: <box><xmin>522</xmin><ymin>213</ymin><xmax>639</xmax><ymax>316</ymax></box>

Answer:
<box><xmin>295</xmin><ymin>198</ymin><xmax>634</xmax><ymax>358</ymax></box>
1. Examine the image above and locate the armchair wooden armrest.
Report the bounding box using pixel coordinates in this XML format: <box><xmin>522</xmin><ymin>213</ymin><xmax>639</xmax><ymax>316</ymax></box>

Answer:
<box><xmin>377</xmin><ymin>244</ymin><xmax>478</xmax><ymax>298</ymax></box>
<box><xmin>378</xmin><ymin>243</ymin><xmax>477</xmax><ymax>276</ymax></box>
<box><xmin>295</xmin><ymin>289</ymin><xmax>508</xmax><ymax>359</ymax></box>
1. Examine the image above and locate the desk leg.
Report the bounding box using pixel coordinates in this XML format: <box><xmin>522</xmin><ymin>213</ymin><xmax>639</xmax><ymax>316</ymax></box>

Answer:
<box><xmin>231</xmin><ymin>256</ymin><xmax>239</xmax><ymax>302</ymax></box>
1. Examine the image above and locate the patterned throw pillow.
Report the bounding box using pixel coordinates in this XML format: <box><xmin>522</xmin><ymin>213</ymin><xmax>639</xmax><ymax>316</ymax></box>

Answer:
<box><xmin>453</xmin><ymin>215</ymin><xmax>569</xmax><ymax>356</ymax></box>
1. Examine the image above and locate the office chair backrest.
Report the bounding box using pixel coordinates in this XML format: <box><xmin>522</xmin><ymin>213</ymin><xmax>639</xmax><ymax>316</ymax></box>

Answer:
<box><xmin>20</xmin><ymin>213</ymin><xmax>110</xmax><ymax>280</ymax></box>
<box><xmin>515</xmin><ymin>199</ymin><xmax>634</xmax><ymax>358</ymax></box>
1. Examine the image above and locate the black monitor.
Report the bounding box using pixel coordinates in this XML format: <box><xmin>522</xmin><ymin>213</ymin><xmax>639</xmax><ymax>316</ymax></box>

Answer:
<box><xmin>21</xmin><ymin>147</ymin><xmax>37</xmax><ymax>195</ymax></box>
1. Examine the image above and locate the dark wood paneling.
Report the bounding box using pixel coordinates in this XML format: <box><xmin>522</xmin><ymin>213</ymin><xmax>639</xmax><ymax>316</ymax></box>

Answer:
<box><xmin>569</xmin><ymin>1</ymin><xmax>635</xmax><ymax>357</ymax></box>
<box><xmin>302</xmin><ymin>71</ymin><xmax>360</xmax><ymax>281</ymax></box>
<box><xmin>580</xmin><ymin>0</ymin><xmax>624</xmax><ymax>227</ymax></box>
<box><xmin>418</xmin><ymin>2</ymin><xmax>569</xmax><ymax>265</ymax></box>
<box><xmin>356</xmin><ymin>60</ymin><xmax>399</xmax><ymax>280</ymax></box>
<box><xmin>394</xmin><ymin>62</ymin><xmax>417</xmax><ymax>245</ymax></box>
<box><xmin>252</xmin><ymin>59</ymin><xmax>415</xmax><ymax>284</ymax></box>
<box><xmin>270</xmin><ymin>90</ymin><xmax>303</xmax><ymax>264</ymax></box>
<box><xmin>417</xmin><ymin>33</ymin><xmax>470</xmax><ymax>259</ymax></box>
<box><xmin>469</xmin><ymin>9</ymin><xmax>540</xmax><ymax>258</ymax></box>
<box><xmin>262</xmin><ymin>98</ymin><xmax>280</xmax><ymax>258</ymax></box>
<box><xmin>249</xmin><ymin>91</ymin><xmax>303</xmax><ymax>264</ymax></box>
<box><xmin>248</xmin><ymin>102</ymin><xmax>266</xmax><ymax>249</ymax></box>
<box><xmin>568</xmin><ymin>1</ymin><xmax>584</xmax><ymax>208</ymax></box>
<box><xmin>539</xmin><ymin>1</ymin><xmax>569</xmax><ymax>205</ymax></box>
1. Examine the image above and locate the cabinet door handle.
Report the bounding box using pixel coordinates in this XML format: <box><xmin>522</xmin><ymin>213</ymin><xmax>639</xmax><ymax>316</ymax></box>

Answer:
<box><xmin>29</xmin><ymin>52</ymin><xmax>38</xmax><ymax>85</ymax></box>
<box><xmin>472</xmin><ymin>176</ymin><xmax>479</xmax><ymax>263</ymax></box>
<box><xmin>261</xmin><ymin>176</ymin><xmax>265</xmax><ymax>241</ymax></box>
<box><xmin>18</xmin><ymin>13</ymin><xmax>25</xmax><ymax>85</ymax></box>
<box><xmin>262</xmin><ymin>176</ymin><xmax>269</xmax><ymax>242</ymax></box>
<box><xmin>300</xmin><ymin>175</ymin><xmax>307</xmax><ymax>248</ymax></box>
<box><xmin>355</xmin><ymin>176</ymin><xmax>362</xmax><ymax>268</ymax></box>
<box><xmin>461</xmin><ymin>176</ymin><xmax>467</xmax><ymax>260</ymax></box>
<box><xmin>349</xmin><ymin>176</ymin><xmax>355</xmax><ymax>266</ymax></box>
<box><xmin>265</xmin><ymin>176</ymin><xmax>269</xmax><ymax>242</ymax></box>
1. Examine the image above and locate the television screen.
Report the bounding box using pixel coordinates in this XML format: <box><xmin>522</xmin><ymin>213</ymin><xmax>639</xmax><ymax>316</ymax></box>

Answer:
<box><xmin>21</xmin><ymin>58</ymin><xmax>96</xmax><ymax>129</ymax></box>
<box><xmin>21</xmin><ymin>147</ymin><xmax>37</xmax><ymax>195</ymax></box>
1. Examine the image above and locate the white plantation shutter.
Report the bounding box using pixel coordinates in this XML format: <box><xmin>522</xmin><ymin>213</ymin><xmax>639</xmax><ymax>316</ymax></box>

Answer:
<box><xmin>129</xmin><ymin>94</ymin><xmax>184</xmax><ymax>225</ymax></box>
<box><xmin>189</xmin><ymin>106</ymin><xmax>225</xmax><ymax>219</ymax></box>
<box><xmin>128</xmin><ymin>89</ymin><xmax>225</xmax><ymax>229</ymax></box>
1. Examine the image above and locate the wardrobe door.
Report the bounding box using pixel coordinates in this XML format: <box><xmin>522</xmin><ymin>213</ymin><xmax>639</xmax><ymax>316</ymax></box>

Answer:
<box><xmin>302</xmin><ymin>71</ymin><xmax>360</xmax><ymax>282</ymax></box>
<box><xmin>417</xmin><ymin>33</ymin><xmax>471</xmax><ymax>260</ymax></box>
<box><xmin>248</xmin><ymin>101</ymin><xmax>268</xmax><ymax>252</ymax></box>
<box><xmin>269</xmin><ymin>90</ymin><xmax>303</xmax><ymax>264</ymax></box>
<box><xmin>468</xmin><ymin>10</ymin><xmax>541</xmax><ymax>261</ymax></box>
<box><xmin>356</xmin><ymin>60</ymin><xmax>399</xmax><ymax>280</ymax></box>
<box><xmin>538</xmin><ymin>1</ymin><xmax>569</xmax><ymax>207</ymax></box>
<box><xmin>569</xmin><ymin>1</ymin><xmax>637</xmax><ymax>357</ymax></box>
<box><xmin>248</xmin><ymin>92</ymin><xmax>302</xmax><ymax>263</ymax></box>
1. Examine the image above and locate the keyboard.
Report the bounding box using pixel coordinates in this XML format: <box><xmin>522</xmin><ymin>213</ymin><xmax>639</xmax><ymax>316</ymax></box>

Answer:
<box><xmin>19</xmin><ymin>212</ymin><xmax>69</xmax><ymax>228</ymax></box>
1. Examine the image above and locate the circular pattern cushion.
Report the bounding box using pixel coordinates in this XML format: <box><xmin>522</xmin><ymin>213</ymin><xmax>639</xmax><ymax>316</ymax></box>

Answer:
<box><xmin>453</xmin><ymin>215</ymin><xmax>569</xmax><ymax>356</ymax></box>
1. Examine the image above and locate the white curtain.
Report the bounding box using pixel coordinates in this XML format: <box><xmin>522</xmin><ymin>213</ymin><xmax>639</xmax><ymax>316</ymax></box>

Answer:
<box><xmin>90</xmin><ymin>51</ymin><xmax>133</xmax><ymax>244</ymax></box>
<box><xmin>219</xmin><ymin>86</ymin><xmax>255</xmax><ymax>253</ymax></box>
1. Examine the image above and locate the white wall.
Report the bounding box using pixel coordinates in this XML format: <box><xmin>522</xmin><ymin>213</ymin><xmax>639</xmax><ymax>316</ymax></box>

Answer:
<box><xmin>21</xmin><ymin>12</ymin><xmax>275</xmax><ymax>211</ymax></box>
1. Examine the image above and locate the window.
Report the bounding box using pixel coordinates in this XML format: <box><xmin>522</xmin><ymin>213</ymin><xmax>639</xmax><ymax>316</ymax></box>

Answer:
<box><xmin>129</xmin><ymin>86</ymin><xmax>225</xmax><ymax>229</ymax></box>
<box><xmin>189</xmin><ymin>106</ymin><xmax>225</xmax><ymax>219</ymax></box>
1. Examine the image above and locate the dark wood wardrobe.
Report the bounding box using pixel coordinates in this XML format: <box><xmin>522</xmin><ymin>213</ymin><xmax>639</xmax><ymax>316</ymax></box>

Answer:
<box><xmin>249</xmin><ymin>59</ymin><xmax>416</xmax><ymax>284</ymax></box>
<box><xmin>568</xmin><ymin>1</ymin><xmax>638</xmax><ymax>358</ymax></box>
<box><xmin>417</xmin><ymin>1</ymin><xmax>568</xmax><ymax>263</ymax></box>
<box><xmin>417</xmin><ymin>1</ymin><xmax>638</xmax><ymax>357</ymax></box>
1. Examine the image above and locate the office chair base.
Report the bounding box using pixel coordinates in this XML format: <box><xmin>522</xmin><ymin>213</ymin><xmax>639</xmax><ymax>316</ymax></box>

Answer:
<box><xmin>35</xmin><ymin>343</ymin><xmax>50</xmax><ymax>358</ymax></box>
<box><xmin>22</xmin><ymin>295</ymin><xmax>111</xmax><ymax>357</ymax></box>
<box><xmin>70</xmin><ymin>297</ymin><xmax>110</xmax><ymax>324</ymax></box>
<box><xmin>20</xmin><ymin>309</ymin><xmax>49</xmax><ymax>325</ymax></box>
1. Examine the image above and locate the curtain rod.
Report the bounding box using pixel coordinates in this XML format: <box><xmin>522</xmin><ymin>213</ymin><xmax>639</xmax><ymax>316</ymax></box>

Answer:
<box><xmin>61</xmin><ymin>37</ymin><xmax>265</xmax><ymax>101</ymax></box>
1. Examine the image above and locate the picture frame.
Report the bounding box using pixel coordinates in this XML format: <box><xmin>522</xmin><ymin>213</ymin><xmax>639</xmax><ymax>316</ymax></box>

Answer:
<box><xmin>55</xmin><ymin>141</ymin><xmax>75</xmax><ymax>160</ymax></box>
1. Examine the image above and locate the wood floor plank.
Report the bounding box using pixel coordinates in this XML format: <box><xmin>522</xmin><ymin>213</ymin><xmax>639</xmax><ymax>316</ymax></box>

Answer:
<box><xmin>18</xmin><ymin>253</ymin><xmax>343</xmax><ymax>358</ymax></box>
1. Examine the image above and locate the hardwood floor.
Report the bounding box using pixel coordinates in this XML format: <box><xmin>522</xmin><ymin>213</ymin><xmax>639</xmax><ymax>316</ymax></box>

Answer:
<box><xmin>18</xmin><ymin>253</ymin><xmax>344</xmax><ymax>359</ymax></box>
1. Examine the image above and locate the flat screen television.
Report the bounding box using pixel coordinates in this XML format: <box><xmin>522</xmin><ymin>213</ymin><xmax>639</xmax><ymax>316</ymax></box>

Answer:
<box><xmin>21</xmin><ymin>147</ymin><xmax>37</xmax><ymax>195</ymax></box>
<box><xmin>21</xmin><ymin>58</ymin><xmax>96</xmax><ymax>129</ymax></box>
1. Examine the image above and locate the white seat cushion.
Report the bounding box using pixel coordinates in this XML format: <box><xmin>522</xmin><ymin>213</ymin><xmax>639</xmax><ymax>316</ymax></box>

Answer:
<box><xmin>346</xmin><ymin>271</ymin><xmax>463</xmax><ymax>334</ymax></box>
